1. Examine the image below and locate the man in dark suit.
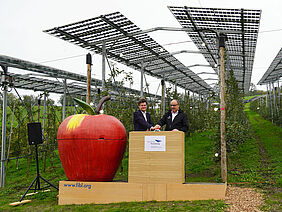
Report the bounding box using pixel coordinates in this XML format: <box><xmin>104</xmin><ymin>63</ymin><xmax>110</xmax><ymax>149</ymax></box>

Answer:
<box><xmin>133</xmin><ymin>98</ymin><xmax>154</xmax><ymax>131</ymax></box>
<box><xmin>153</xmin><ymin>99</ymin><xmax>188</xmax><ymax>132</ymax></box>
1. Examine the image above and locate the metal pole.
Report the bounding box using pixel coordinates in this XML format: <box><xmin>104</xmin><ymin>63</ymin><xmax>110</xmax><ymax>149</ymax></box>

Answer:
<box><xmin>35</xmin><ymin>144</ymin><xmax>40</xmax><ymax>190</ymax></box>
<box><xmin>102</xmin><ymin>42</ymin><xmax>106</xmax><ymax>91</ymax></box>
<box><xmin>219</xmin><ymin>33</ymin><xmax>227</xmax><ymax>183</ymax></box>
<box><xmin>198</xmin><ymin>93</ymin><xmax>201</xmax><ymax>111</ymax></box>
<box><xmin>86</xmin><ymin>53</ymin><xmax>92</xmax><ymax>104</ymax></box>
<box><xmin>271</xmin><ymin>82</ymin><xmax>276</xmax><ymax>108</ymax></box>
<box><xmin>207</xmin><ymin>94</ymin><xmax>210</xmax><ymax>110</ymax></box>
<box><xmin>37</xmin><ymin>98</ymin><xmax>41</xmax><ymax>122</ymax></box>
<box><xmin>277</xmin><ymin>78</ymin><xmax>280</xmax><ymax>124</ymax></box>
<box><xmin>1</xmin><ymin>66</ymin><xmax>8</xmax><ymax>187</ymax></box>
<box><xmin>272</xmin><ymin>82</ymin><xmax>276</xmax><ymax>116</ymax></box>
<box><xmin>266</xmin><ymin>84</ymin><xmax>269</xmax><ymax>108</ymax></box>
<box><xmin>187</xmin><ymin>90</ymin><xmax>190</xmax><ymax>108</ymax></box>
<box><xmin>269</xmin><ymin>83</ymin><xmax>273</xmax><ymax>123</ymax></box>
<box><xmin>62</xmin><ymin>79</ymin><xmax>67</xmax><ymax>121</ymax></box>
<box><xmin>140</xmin><ymin>62</ymin><xmax>144</xmax><ymax>97</ymax></box>
<box><xmin>161</xmin><ymin>79</ymin><xmax>165</xmax><ymax>115</ymax></box>
<box><xmin>259</xmin><ymin>96</ymin><xmax>262</xmax><ymax>110</ymax></box>
<box><xmin>42</xmin><ymin>92</ymin><xmax>47</xmax><ymax>138</ymax></box>
<box><xmin>192</xmin><ymin>92</ymin><xmax>195</xmax><ymax>116</ymax></box>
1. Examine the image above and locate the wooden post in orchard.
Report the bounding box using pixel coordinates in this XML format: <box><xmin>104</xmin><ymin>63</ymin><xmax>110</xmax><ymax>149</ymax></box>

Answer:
<box><xmin>219</xmin><ymin>33</ymin><xmax>227</xmax><ymax>182</ymax></box>
<box><xmin>161</xmin><ymin>79</ymin><xmax>166</xmax><ymax>115</ymax></box>
<box><xmin>140</xmin><ymin>62</ymin><xmax>144</xmax><ymax>97</ymax></box>
<box><xmin>86</xmin><ymin>53</ymin><xmax>92</xmax><ymax>104</ymax></box>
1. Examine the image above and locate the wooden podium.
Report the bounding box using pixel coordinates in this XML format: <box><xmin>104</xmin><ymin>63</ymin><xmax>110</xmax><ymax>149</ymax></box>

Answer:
<box><xmin>129</xmin><ymin>131</ymin><xmax>184</xmax><ymax>184</ymax></box>
<box><xmin>58</xmin><ymin>131</ymin><xmax>226</xmax><ymax>205</ymax></box>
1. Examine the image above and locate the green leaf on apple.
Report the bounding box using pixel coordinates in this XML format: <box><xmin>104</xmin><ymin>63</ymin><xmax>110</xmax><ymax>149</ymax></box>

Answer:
<box><xmin>73</xmin><ymin>98</ymin><xmax>95</xmax><ymax>115</ymax></box>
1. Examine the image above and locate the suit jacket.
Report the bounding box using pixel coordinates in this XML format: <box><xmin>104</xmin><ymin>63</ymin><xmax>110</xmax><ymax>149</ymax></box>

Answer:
<box><xmin>157</xmin><ymin>109</ymin><xmax>188</xmax><ymax>132</ymax></box>
<box><xmin>133</xmin><ymin>110</ymin><xmax>154</xmax><ymax>131</ymax></box>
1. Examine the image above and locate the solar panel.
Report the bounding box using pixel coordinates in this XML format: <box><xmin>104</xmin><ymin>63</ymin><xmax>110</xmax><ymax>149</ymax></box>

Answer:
<box><xmin>0</xmin><ymin>54</ymin><xmax>159</xmax><ymax>99</ymax></box>
<box><xmin>258</xmin><ymin>48</ymin><xmax>282</xmax><ymax>85</ymax></box>
<box><xmin>44</xmin><ymin>12</ymin><xmax>213</xmax><ymax>94</ymax></box>
<box><xmin>168</xmin><ymin>6</ymin><xmax>261</xmax><ymax>93</ymax></box>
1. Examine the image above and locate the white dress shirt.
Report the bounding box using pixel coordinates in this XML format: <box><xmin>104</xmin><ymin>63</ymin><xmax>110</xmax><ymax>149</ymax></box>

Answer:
<box><xmin>171</xmin><ymin>110</ymin><xmax>178</xmax><ymax>122</ymax></box>
<box><xmin>141</xmin><ymin>111</ymin><xmax>147</xmax><ymax>121</ymax></box>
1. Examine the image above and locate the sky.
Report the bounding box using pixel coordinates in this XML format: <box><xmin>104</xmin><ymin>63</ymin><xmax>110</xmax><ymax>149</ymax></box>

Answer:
<box><xmin>1</xmin><ymin>0</ymin><xmax>281</xmax><ymax>102</ymax></box>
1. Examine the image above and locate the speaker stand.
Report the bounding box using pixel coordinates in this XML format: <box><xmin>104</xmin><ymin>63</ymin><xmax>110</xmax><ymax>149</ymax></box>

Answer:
<box><xmin>19</xmin><ymin>144</ymin><xmax>58</xmax><ymax>202</ymax></box>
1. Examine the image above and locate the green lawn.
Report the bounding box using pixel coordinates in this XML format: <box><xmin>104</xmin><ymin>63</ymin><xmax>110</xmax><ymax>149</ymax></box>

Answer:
<box><xmin>0</xmin><ymin>104</ymin><xmax>281</xmax><ymax>211</ymax></box>
<box><xmin>243</xmin><ymin>95</ymin><xmax>261</xmax><ymax>100</ymax></box>
<box><xmin>186</xmin><ymin>131</ymin><xmax>220</xmax><ymax>182</ymax></box>
<box><xmin>0</xmin><ymin>154</ymin><xmax>227</xmax><ymax>211</ymax></box>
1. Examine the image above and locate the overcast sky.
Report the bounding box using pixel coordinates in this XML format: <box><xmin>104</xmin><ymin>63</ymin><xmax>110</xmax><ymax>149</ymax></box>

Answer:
<box><xmin>1</xmin><ymin>0</ymin><xmax>281</xmax><ymax>100</ymax></box>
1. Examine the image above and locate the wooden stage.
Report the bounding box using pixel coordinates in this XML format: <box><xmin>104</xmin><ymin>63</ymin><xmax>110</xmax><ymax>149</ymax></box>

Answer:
<box><xmin>58</xmin><ymin>131</ymin><xmax>227</xmax><ymax>205</ymax></box>
<box><xmin>58</xmin><ymin>181</ymin><xmax>227</xmax><ymax>205</ymax></box>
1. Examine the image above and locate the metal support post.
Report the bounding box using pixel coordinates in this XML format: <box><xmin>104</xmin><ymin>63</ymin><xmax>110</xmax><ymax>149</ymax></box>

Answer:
<box><xmin>272</xmin><ymin>82</ymin><xmax>276</xmax><ymax>115</ymax></box>
<box><xmin>266</xmin><ymin>84</ymin><xmax>268</xmax><ymax>108</ymax></box>
<box><xmin>268</xmin><ymin>83</ymin><xmax>273</xmax><ymax>123</ymax></box>
<box><xmin>42</xmin><ymin>92</ymin><xmax>47</xmax><ymax>138</ymax></box>
<box><xmin>277</xmin><ymin>78</ymin><xmax>280</xmax><ymax>124</ymax></box>
<box><xmin>102</xmin><ymin>42</ymin><xmax>106</xmax><ymax>91</ymax></box>
<box><xmin>62</xmin><ymin>79</ymin><xmax>67</xmax><ymax>121</ymax></box>
<box><xmin>187</xmin><ymin>90</ymin><xmax>190</xmax><ymax>105</ymax></box>
<box><xmin>198</xmin><ymin>94</ymin><xmax>201</xmax><ymax>110</ymax></box>
<box><xmin>37</xmin><ymin>98</ymin><xmax>41</xmax><ymax>122</ymax></box>
<box><xmin>1</xmin><ymin>66</ymin><xmax>8</xmax><ymax>187</ymax></box>
<box><xmin>192</xmin><ymin>92</ymin><xmax>195</xmax><ymax>116</ymax></box>
<box><xmin>207</xmin><ymin>94</ymin><xmax>210</xmax><ymax>110</ymax></box>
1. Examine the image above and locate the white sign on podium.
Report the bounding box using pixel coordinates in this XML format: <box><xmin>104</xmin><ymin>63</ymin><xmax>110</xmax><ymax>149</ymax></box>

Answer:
<box><xmin>144</xmin><ymin>136</ymin><xmax>166</xmax><ymax>151</ymax></box>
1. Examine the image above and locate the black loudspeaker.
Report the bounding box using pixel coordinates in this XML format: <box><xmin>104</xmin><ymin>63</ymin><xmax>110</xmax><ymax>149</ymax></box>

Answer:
<box><xmin>27</xmin><ymin>122</ymin><xmax>43</xmax><ymax>145</ymax></box>
<box><xmin>20</xmin><ymin>122</ymin><xmax>58</xmax><ymax>202</ymax></box>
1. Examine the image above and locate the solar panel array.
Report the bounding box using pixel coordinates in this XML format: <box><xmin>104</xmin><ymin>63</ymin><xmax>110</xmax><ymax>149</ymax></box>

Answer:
<box><xmin>0</xmin><ymin>54</ymin><xmax>159</xmax><ymax>99</ymax></box>
<box><xmin>44</xmin><ymin>12</ymin><xmax>212</xmax><ymax>94</ymax></box>
<box><xmin>258</xmin><ymin>48</ymin><xmax>282</xmax><ymax>85</ymax></box>
<box><xmin>168</xmin><ymin>6</ymin><xmax>261</xmax><ymax>93</ymax></box>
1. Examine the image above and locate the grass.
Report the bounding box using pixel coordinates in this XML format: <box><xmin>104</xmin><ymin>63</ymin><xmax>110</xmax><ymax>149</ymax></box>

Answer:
<box><xmin>186</xmin><ymin>131</ymin><xmax>220</xmax><ymax>182</ymax></box>
<box><xmin>0</xmin><ymin>129</ymin><xmax>228</xmax><ymax>210</ymax></box>
<box><xmin>0</xmin><ymin>102</ymin><xmax>281</xmax><ymax>211</ymax></box>
<box><xmin>242</xmin><ymin>103</ymin><xmax>281</xmax><ymax>211</ymax></box>
<box><xmin>243</xmin><ymin>95</ymin><xmax>261</xmax><ymax>100</ymax></box>
<box><xmin>0</xmin><ymin>157</ymin><xmax>227</xmax><ymax>211</ymax></box>
<box><xmin>0</xmin><ymin>136</ymin><xmax>227</xmax><ymax>211</ymax></box>
<box><xmin>227</xmin><ymin>137</ymin><xmax>263</xmax><ymax>183</ymax></box>
<box><xmin>244</xmin><ymin>103</ymin><xmax>281</xmax><ymax>186</ymax></box>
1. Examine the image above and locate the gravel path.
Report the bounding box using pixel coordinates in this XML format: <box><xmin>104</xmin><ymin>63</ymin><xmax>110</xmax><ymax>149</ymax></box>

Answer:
<box><xmin>225</xmin><ymin>185</ymin><xmax>264</xmax><ymax>212</ymax></box>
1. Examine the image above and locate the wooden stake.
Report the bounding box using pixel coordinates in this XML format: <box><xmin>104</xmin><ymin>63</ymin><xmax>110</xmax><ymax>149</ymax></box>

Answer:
<box><xmin>86</xmin><ymin>53</ymin><xmax>92</xmax><ymax>104</ymax></box>
<box><xmin>9</xmin><ymin>200</ymin><xmax>31</xmax><ymax>206</ymax></box>
<box><xmin>87</xmin><ymin>64</ymin><xmax>91</xmax><ymax>104</ymax></box>
<box><xmin>220</xmin><ymin>46</ymin><xmax>227</xmax><ymax>182</ymax></box>
<box><xmin>161</xmin><ymin>79</ymin><xmax>165</xmax><ymax>115</ymax></box>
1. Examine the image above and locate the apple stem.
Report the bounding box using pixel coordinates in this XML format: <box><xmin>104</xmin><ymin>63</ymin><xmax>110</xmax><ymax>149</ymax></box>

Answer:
<box><xmin>95</xmin><ymin>96</ymin><xmax>111</xmax><ymax>114</ymax></box>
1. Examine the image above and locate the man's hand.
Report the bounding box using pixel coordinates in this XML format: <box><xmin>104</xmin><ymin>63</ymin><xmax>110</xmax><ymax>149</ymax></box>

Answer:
<box><xmin>172</xmin><ymin>129</ymin><xmax>179</xmax><ymax>131</ymax></box>
<box><xmin>153</xmin><ymin>124</ymin><xmax>161</xmax><ymax>130</ymax></box>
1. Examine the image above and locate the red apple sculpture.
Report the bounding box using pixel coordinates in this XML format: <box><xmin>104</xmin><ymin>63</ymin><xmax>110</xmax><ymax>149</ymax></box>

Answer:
<box><xmin>57</xmin><ymin>96</ymin><xmax>127</xmax><ymax>181</ymax></box>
